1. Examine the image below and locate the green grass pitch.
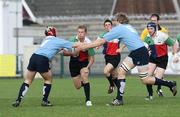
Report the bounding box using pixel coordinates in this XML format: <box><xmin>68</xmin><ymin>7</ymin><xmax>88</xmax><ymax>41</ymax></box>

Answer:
<box><xmin>0</xmin><ymin>75</ymin><xmax>180</xmax><ymax>117</ymax></box>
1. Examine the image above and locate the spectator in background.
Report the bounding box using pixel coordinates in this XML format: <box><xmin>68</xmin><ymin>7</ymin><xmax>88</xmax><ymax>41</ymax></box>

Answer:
<box><xmin>12</xmin><ymin>26</ymin><xmax>78</xmax><ymax>107</ymax></box>
<box><xmin>141</xmin><ymin>13</ymin><xmax>168</xmax><ymax>41</ymax></box>
<box><xmin>63</xmin><ymin>25</ymin><xmax>95</xmax><ymax>106</ymax></box>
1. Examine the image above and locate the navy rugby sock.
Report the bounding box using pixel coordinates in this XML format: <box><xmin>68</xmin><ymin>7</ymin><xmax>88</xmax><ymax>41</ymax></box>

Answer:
<box><xmin>116</xmin><ymin>79</ymin><xmax>126</xmax><ymax>100</ymax></box>
<box><xmin>112</xmin><ymin>78</ymin><xmax>118</xmax><ymax>87</ymax></box>
<box><xmin>146</xmin><ymin>84</ymin><xmax>153</xmax><ymax>96</ymax></box>
<box><xmin>83</xmin><ymin>83</ymin><xmax>90</xmax><ymax>101</ymax></box>
<box><xmin>107</xmin><ymin>75</ymin><xmax>114</xmax><ymax>87</ymax></box>
<box><xmin>154</xmin><ymin>77</ymin><xmax>173</xmax><ymax>88</ymax></box>
<box><xmin>16</xmin><ymin>82</ymin><xmax>29</xmax><ymax>102</ymax></box>
<box><xmin>81</xmin><ymin>81</ymin><xmax>85</xmax><ymax>87</ymax></box>
<box><xmin>157</xmin><ymin>85</ymin><xmax>162</xmax><ymax>91</ymax></box>
<box><xmin>43</xmin><ymin>83</ymin><xmax>52</xmax><ymax>102</ymax></box>
<box><xmin>157</xmin><ymin>77</ymin><xmax>163</xmax><ymax>91</ymax></box>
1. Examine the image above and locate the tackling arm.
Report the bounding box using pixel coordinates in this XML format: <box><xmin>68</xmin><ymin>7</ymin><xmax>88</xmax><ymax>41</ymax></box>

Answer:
<box><xmin>73</xmin><ymin>39</ymin><xmax>106</xmax><ymax>50</ymax></box>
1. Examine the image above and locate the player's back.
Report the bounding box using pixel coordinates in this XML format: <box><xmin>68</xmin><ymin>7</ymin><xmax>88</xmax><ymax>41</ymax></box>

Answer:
<box><xmin>35</xmin><ymin>36</ymin><xmax>73</xmax><ymax>60</ymax></box>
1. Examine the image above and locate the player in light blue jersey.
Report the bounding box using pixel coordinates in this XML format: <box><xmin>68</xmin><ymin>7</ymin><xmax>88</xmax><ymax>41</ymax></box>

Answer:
<box><xmin>12</xmin><ymin>26</ymin><xmax>77</xmax><ymax>107</ymax></box>
<box><xmin>35</xmin><ymin>36</ymin><xmax>73</xmax><ymax>60</ymax></box>
<box><xmin>75</xmin><ymin>13</ymin><xmax>177</xmax><ymax>106</ymax></box>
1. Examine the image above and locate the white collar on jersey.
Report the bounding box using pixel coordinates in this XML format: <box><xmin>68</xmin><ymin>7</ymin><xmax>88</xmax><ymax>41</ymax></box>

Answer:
<box><xmin>46</xmin><ymin>36</ymin><xmax>55</xmax><ymax>39</ymax></box>
<box><xmin>75</xmin><ymin>36</ymin><xmax>91</xmax><ymax>43</ymax></box>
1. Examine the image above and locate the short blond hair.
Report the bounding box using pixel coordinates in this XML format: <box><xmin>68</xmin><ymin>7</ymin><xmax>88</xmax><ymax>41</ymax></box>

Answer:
<box><xmin>113</xmin><ymin>12</ymin><xmax>129</xmax><ymax>24</ymax></box>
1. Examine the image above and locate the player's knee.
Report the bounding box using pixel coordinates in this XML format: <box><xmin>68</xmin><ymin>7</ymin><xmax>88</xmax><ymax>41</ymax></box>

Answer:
<box><xmin>139</xmin><ymin>72</ymin><xmax>148</xmax><ymax>79</ymax></box>
<box><xmin>116</xmin><ymin>68</ymin><xmax>126</xmax><ymax>79</ymax></box>
<box><xmin>24</xmin><ymin>79</ymin><xmax>33</xmax><ymax>85</ymax></box>
<box><xmin>44</xmin><ymin>79</ymin><xmax>52</xmax><ymax>84</ymax></box>
<box><xmin>118</xmin><ymin>68</ymin><xmax>127</xmax><ymax>78</ymax></box>
<box><xmin>111</xmin><ymin>72</ymin><xmax>117</xmax><ymax>79</ymax></box>
<box><xmin>81</xmin><ymin>73</ymin><xmax>89</xmax><ymax>79</ymax></box>
<box><xmin>120</xmin><ymin>62</ymin><xmax>131</xmax><ymax>73</ymax></box>
<box><xmin>74</xmin><ymin>83</ymin><xmax>81</xmax><ymax>89</ymax></box>
<box><xmin>72</xmin><ymin>77</ymin><xmax>82</xmax><ymax>89</ymax></box>
<box><xmin>80</xmin><ymin>68</ymin><xmax>89</xmax><ymax>78</ymax></box>
<box><xmin>142</xmin><ymin>78</ymin><xmax>152</xmax><ymax>85</ymax></box>
<box><xmin>141</xmin><ymin>79</ymin><xmax>147</xmax><ymax>84</ymax></box>
<box><xmin>103</xmin><ymin>69</ymin><xmax>110</xmax><ymax>76</ymax></box>
<box><xmin>140</xmin><ymin>75</ymin><xmax>149</xmax><ymax>84</ymax></box>
<box><xmin>80</xmin><ymin>68</ymin><xmax>89</xmax><ymax>74</ymax></box>
<box><xmin>75</xmin><ymin>85</ymin><xmax>81</xmax><ymax>89</ymax></box>
<box><xmin>82</xmin><ymin>77</ymin><xmax>89</xmax><ymax>83</ymax></box>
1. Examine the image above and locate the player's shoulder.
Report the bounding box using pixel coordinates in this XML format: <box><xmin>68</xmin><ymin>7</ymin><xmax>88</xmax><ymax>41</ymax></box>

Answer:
<box><xmin>84</xmin><ymin>37</ymin><xmax>91</xmax><ymax>43</ymax></box>
<box><xmin>99</xmin><ymin>31</ymin><xmax>107</xmax><ymax>38</ymax></box>
<box><xmin>45</xmin><ymin>36</ymin><xmax>60</xmax><ymax>42</ymax></box>
<box><xmin>142</xmin><ymin>27</ymin><xmax>148</xmax><ymax>32</ymax></box>
<box><xmin>160</xmin><ymin>26</ymin><xmax>168</xmax><ymax>33</ymax></box>
<box><xmin>144</xmin><ymin>34</ymin><xmax>151</xmax><ymax>40</ymax></box>
<box><xmin>69</xmin><ymin>36</ymin><xmax>77</xmax><ymax>42</ymax></box>
<box><xmin>140</xmin><ymin>28</ymin><xmax>148</xmax><ymax>40</ymax></box>
<box><xmin>157</xmin><ymin>31</ymin><xmax>168</xmax><ymax>39</ymax></box>
<box><xmin>157</xmin><ymin>31</ymin><xmax>168</xmax><ymax>35</ymax></box>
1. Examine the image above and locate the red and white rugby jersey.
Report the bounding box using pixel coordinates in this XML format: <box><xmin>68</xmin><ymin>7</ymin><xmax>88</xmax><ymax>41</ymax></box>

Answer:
<box><xmin>105</xmin><ymin>39</ymin><xmax>120</xmax><ymax>55</ymax></box>
<box><xmin>144</xmin><ymin>31</ymin><xmax>174</xmax><ymax>58</ymax></box>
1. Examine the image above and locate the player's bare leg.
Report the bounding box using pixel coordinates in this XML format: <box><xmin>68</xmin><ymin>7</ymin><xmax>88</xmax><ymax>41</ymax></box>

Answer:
<box><xmin>104</xmin><ymin>63</ymin><xmax>115</xmax><ymax>94</ymax></box>
<box><xmin>145</xmin><ymin>63</ymin><xmax>156</xmax><ymax>100</ymax></box>
<box><xmin>12</xmin><ymin>70</ymin><xmax>36</xmax><ymax>107</ymax></box>
<box><xmin>138</xmin><ymin>66</ymin><xmax>177</xmax><ymax>97</ymax></box>
<box><xmin>111</xmin><ymin>67</ymin><xmax>119</xmax><ymax>87</ymax></box>
<box><xmin>111</xmin><ymin>57</ymin><xmax>134</xmax><ymax>106</ymax></box>
<box><xmin>154</xmin><ymin>67</ymin><xmax>165</xmax><ymax>97</ymax></box>
<box><xmin>72</xmin><ymin>75</ymin><xmax>82</xmax><ymax>89</ymax></box>
<box><xmin>40</xmin><ymin>70</ymin><xmax>53</xmax><ymax>106</ymax></box>
<box><xmin>80</xmin><ymin>67</ymin><xmax>92</xmax><ymax>106</ymax></box>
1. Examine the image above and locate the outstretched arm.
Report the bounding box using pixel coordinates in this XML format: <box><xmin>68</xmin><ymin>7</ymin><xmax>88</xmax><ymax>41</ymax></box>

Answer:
<box><xmin>172</xmin><ymin>40</ymin><xmax>179</xmax><ymax>63</ymax></box>
<box><xmin>62</xmin><ymin>48</ymin><xmax>79</xmax><ymax>56</ymax></box>
<box><xmin>172</xmin><ymin>40</ymin><xmax>179</xmax><ymax>54</ymax></box>
<box><xmin>73</xmin><ymin>39</ymin><xmax>106</xmax><ymax>50</ymax></box>
<box><xmin>116</xmin><ymin>44</ymin><xmax>126</xmax><ymax>53</ymax></box>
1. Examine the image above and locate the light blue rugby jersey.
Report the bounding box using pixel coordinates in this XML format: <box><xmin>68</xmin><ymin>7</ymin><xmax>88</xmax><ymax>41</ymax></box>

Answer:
<box><xmin>103</xmin><ymin>24</ymin><xmax>144</xmax><ymax>51</ymax></box>
<box><xmin>35</xmin><ymin>36</ymin><xmax>74</xmax><ymax>60</ymax></box>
